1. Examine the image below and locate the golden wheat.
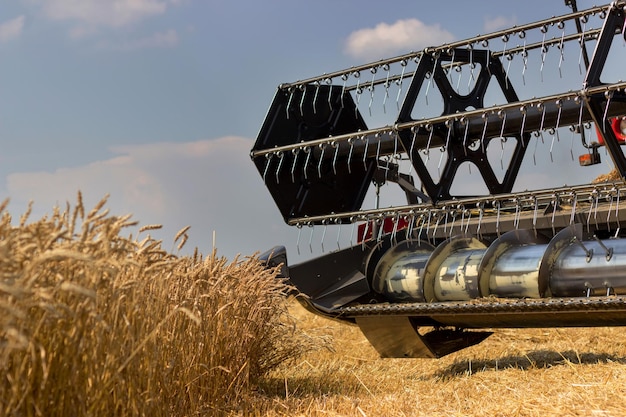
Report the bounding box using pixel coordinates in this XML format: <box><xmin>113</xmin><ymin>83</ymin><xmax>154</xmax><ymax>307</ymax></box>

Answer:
<box><xmin>0</xmin><ymin>195</ymin><xmax>314</xmax><ymax>416</ymax></box>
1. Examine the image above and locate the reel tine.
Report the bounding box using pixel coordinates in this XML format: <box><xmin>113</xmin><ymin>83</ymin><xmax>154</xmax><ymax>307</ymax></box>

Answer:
<box><xmin>594</xmin><ymin>189</ymin><xmax>600</xmax><ymax>230</ymax></box>
<box><xmin>549</xmin><ymin>99</ymin><xmax>563</xmax><ymax>162</ymax></box>
<box><xmin>298</xmin><ymin>85</ymin><xmax>306</xmax><ymax>117</ymax></box>
<box><xmin>519</xmin><ymin>105</ymin><xmax>527</xmax><ymax>147</ymax></box>
<box><xmin>615</xmin><ymin>189</ymin><xmax>621</xmax><ymax>238</ymax></box>
<box><xmin>303</xmin><ymin>146</ymin><xmax>312</xmax><ymax>180</ymax></box>
<box><xmin>449</xmin><ymin>208</ymin><xmax>456</xmax><ymax>238</ymax></box>
<box><xmin>349</xmin><ymin>216</ymin><xmax>356</xmax><ymax>247</ymax></box>
<box><xmin>578</xmin><ymin>15</ymin><xmax>588</xmax><ymax>75</ymax></box>
<box><xmin>407</xmin><ymin>210</ymin><xmax>416</xmax><ymax>242</ymax></box>
<box><xmin>461</xmin><ymin>116</ymin><xmax>470</xmax><ymax>156</ymax></box>
<box><xmin>468</xmin><ymin>44</ymin><xmax>476</xmax><ymax>94</ymax></box>
<box><xmin>340</xmin><ymin>73</ymin><xmax>348</xmax><ymax>108</ymax></box>
<box><xmin>382</xmin><ymin>63</ymin><xmax>391</xmax><ymax>114</ymax></box>
<box><xmin>538</xmin><ymin>101</ymin><xmax>547</xmax><ymax>143</ymax></box>
<box><xmin>438</xmin><ymin>119</ymin><xmax>453</xmax><ymax>176</ymax></box>
<box><xmin>335</xmin><ymin>218</ymin><xmax>342</xmax><ymax>250</ymax></box>
<box><xmin>262</xmin><ymin>153</ymin><xmax>273</xmax><ymax>183</ymax></box>
<box><xmin>569</xmin><ymin>191</ymin><xmax>577</xmax><ymax>225</ymax></box>
<box><xmin>326</xmin><ymin>77</ymin><xmax>333</xmax><ymax>112</ymax></box>
<box><xmin>290</xmin><ymin>148</ymin><xmax>300</xmax><ymax>183</ymax></box>
<box><xmin>557</xmin><ymin>20</ymin><xmax>566</xmax><ymax>79</ymax></box>
<box><xmin>498</xmin><ymin>109</ymin><xmax>507</xmax><ymax>170</ymax></box>
<box><xmin>347</xmin><ymin>137</ymin><xmax>354</xmax><ymax>174</ymax></box>
<box><xmin>607</xmin><ymin>188</ymin><xmax>615</xmax><ymax>233</ymax></box>
<box><xmin>368</xmin><ymin>66</ymin><xmax>377</xmax><ymax>117</ymax></box>
<box><xmin>532</xmin><ymin>196</ymin><xmax>539</xmax><ymax>235</ymax></box>
<box><xmin>555</xmin><ymin>99</ymin><xmax>563</xmax><ymax>138</ymax></box>
<box><xmin>307</xmin><ymin>222</ymin><xmax>314</xmax><ymax>254</ymax></box>
<box><xmin>495</xmin><ymin>199</ymin><xmax>501</xmax><ymax>237</ymax></box>
<box><xmin>361</xmin><ymin>217</ymin><xmax>370</xmax><ymax>250</ymax></box>
<box><xmin>480</xmin><ymin>113</ymin><xmax>489</xmax><ymax>154</ymax></box>
<box><xmin>296</xmin><ymin>223</ymin><xmax>302</xmax><ymax>255</ymax></box>
<box><xmin>387</xmin><ymin>131</ymin><xmax>398</xmax><ymax>181</ymax></box>
<box><xmin>391</xmin><ymin>212</ymin><xmax>400</xmax><ymax>246</ymax></box>
<box><xmin>376</xmin><ymin>216</ymin><xmax>385</xmax><ymax>243</ymax></box>
<box><xmin>432</xmin><ymin>211</ymin><xmax>442</xmax><ymax>243</ymax></box>
<box><xmin>476</xmin><ymin>202</ymin><xmax>484</xmax><ymax>240</ymax></box>
<box><xmin>520</xmin><ymin>30</ymin><xmax>528</xmax><ymax>85</ymax></box>
<box><xmin>551</xmin><ymin>193</ymin><xmax>558</xmax><ymax>236</ymax></box>
<box><xmin>275</xmin><ymin>151</ymin><xmax>284</xmax><ymax>184</ymax></box>
<box><xmin>396</xmin><ymin>59</ymin><xmax>408</xmax><ymax>110</ymax></box>
<box><xmin>317</xmin><ymin>143</ymin><xmax>326</xmax><ymax>179</ymax></box>
<box><xmin>455</xmin><ymin>62</ymin><xmax>463</xmax><ymax>93</ymax></box>
<box><xmin>532</xmin><ymin>131</ymin><xmax>541</xmax><ymax>166</ymax></box>
<box><xmin>286</xmin><ymin>87</ymin><xmax>295</xmax><ymax>119</ymax></box>
<box><xmin>417</xmin><ymin>214</ymin><xmax>425</xmax><ymax>245</ymax></box>
<box><xmin>567</xmin><ymin>125</ymin><xmax>575</xmax><ymax>161</ymax></box>
<box><xmin>540</xmin><ymin>24</ymin><xmax>549</xmax><ymax>82</ymax></box>
<box><xmin>313</xmin><ymin>81</ymin><xmax>320</xmax><ymax>115</ymax></box>
<box><xmin>362</xmin><ymin>136</ymin><xmax>370</xmax><ymax>171</ymax></box>
<box><xmin>425</xmin><ymin>123</ymin><xmax>434</xmax><ymax>163</ymax></box>
<box><xmin>459</xmin><ymin>205</ymin><xmax>466</xmax><ymax>235</ymax></box>
<box><xmin>354</xmin><ymin>70</ymin><xmax>362</xmax><ymax>118</ymax></box>
<box><xmin>424</xmin><ymin>52</ymin><xmax>438</xmax><ymax>106</ymax></box>
<box><xmin>504</xmin><ymin>53</ymin><xmax>513</xmax><ymax>89</ymax></box>
<box><xmin>549</xmin><ymin>128</ymin><xmax>556</xmax><ymax>163</ymax></box>
<box><xmin>320</xmin><ymin>219</ymin><xmax>327</xmax><ymax>253</ymax></box>
<box><xmin>425</xmin><ymin>210</ymin><xmax>432</xmax><ymax>241</ymax></box>
<box><xmin>602</xmin><ymin>90</ymin><xmax>613</xmax><ymax>125</ymax></box>
<box><xmin>331</xmin><ymin>141</ymin><xmax>339</xmax><ymax>176</ymax></box>
<box><xmin>448</xmin><ymin>48</ymin><xmax>456</xmax><ymax>85</ymax></box>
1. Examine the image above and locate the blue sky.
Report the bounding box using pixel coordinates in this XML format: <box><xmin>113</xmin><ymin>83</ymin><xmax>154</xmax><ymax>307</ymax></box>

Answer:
<box><xmin>0</xmin><ymin>0</ymin><xmax>613</xmax><ymax>261</ymax></box>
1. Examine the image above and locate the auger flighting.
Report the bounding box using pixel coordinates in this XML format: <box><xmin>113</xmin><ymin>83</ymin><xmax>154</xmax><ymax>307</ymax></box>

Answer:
<box><xmin>253</xmin><ymin>1</ymin><xmax>626</xmax><ymax>358</ymax></box>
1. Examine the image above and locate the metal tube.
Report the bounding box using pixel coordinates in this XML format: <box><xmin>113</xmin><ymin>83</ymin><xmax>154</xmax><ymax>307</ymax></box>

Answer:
<box><xmin>278</xmin><ymin>4</ymin><xmax>612</xmax><ymax>90</ymax></box>
<box><xmin>374</xmin><ymin>234</ymin><xmax>626</xmax><ymax>303</ymax></box>
<box><xmin>251</xmin><ymin>82</ymin><xmax>626</xmax><ymax>159</ymax></box>
<box><xmin>551</xmin><ymin>239</ymin><xmax>626</xmax><ymax>296</ymax></box>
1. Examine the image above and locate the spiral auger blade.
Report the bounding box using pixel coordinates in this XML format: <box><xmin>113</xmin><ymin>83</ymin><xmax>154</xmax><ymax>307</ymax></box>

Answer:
<box><xmin>254</xmin><ymin>2</ymin><xmax>626</xmax><ymax>358</ymax></box>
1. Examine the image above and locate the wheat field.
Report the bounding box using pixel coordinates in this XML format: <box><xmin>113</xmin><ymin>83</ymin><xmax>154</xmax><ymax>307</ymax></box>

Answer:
<box><xmin>2</xmin><ymin>195</ymin><xmax>626</xmax><ymax>416</ymax></box>
<box><xmin>0</xmin><ymin>194</ymin><xmax>313</xmax><ymax>416</ymax></box>
<box><xmin>254</xmin><ymin>302</ymin><xmax>626</xmax><ymax>417</ymax></box>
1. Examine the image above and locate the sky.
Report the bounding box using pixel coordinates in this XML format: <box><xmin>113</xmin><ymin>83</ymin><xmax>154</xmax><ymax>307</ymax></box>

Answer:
<box><xmin>0</xmin><ymin>0</ymin><xmax>616</xmax><ymax>263</ymax></box>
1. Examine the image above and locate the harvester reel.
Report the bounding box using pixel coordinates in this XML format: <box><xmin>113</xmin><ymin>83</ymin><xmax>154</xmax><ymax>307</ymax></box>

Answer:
<box><xmin>254</xmin><ymin>1</ymin><xmax>626</xmax><ymax>358</ymax></box>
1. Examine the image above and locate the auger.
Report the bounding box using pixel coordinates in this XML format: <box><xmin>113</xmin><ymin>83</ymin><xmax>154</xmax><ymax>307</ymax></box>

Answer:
<box><xmin>252</xmin><ymin>1</ymin><xmax>626</xmax><ymax>358</ymax></box>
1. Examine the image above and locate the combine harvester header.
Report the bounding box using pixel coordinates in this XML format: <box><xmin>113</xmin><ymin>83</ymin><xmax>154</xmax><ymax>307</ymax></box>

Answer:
<box><xmin>252</xmin><ymin>1</ymin><xmax>626</xmax><ymax>358</ymax></box>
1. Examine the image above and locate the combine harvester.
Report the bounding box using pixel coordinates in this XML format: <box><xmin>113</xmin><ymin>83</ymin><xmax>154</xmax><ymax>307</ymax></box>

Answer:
<box><xmin>252</xmin><ymin>1</ymin><xmax>626</xmax><ymax>358</ymax></box>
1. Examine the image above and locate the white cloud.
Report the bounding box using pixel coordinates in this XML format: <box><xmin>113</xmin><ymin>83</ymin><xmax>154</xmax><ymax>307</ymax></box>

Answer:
<box><xmin>0</xmin><ymin>16</ymin><xmax>25</xmax><ymax>43</ymax></box>
<box><xmin>27</xmin><ymin>0</ymin><xmax>184</xmax><ymax>37</ymax></box>
<box><xmin>36</xmin><ymin>0</ymin><xmax>168</xmax><ymax>28</ymax></box>
<box><xmin>344</xmin><ymin>18</ymin><xmax>455</xmax><ymax>60</ymax></box>
<box><xmin>99</xmin><ymin>29</ymin><xmax>179</xmax><ymax>50</ymax></box>
<box><xmin>6</xmin><ymin>137</ymin><xmax>296</xmax><ymax>260</ymax></box>
<box><xmin>483</xmin><ymin>15</ymin><xmax>517</xmax><ymax>33</ymax></box>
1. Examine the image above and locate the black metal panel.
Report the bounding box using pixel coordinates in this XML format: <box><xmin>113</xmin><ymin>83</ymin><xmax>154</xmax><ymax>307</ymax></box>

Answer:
<box><xmin>288</xmin><ymin>244</ymin><xmax>373</xmax><ymax>310</ymax></box>
<box><xmin>252</xmin><ymin>85</ymin><xmax>375</xmax><ymax>223</ymax></box>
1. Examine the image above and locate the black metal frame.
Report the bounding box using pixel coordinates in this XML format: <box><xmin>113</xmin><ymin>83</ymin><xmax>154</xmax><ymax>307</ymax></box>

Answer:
<box><xmin>396</xmin><ymin>48</ymin><xmax>530</xmax><ymax>202</ymax></box>
<box><xmin>583</xmin><ymin>3</ymin><xmax>626</xmax><ymax>177</ymax></box>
